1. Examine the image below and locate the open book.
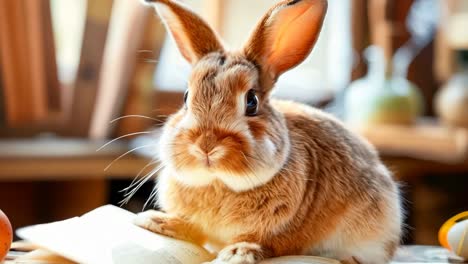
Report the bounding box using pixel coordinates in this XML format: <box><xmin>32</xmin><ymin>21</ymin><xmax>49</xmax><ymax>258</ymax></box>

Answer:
<box><xmin>16</xmin><ymin>205</ymin><xmax>339</xmax><ymax>264</ymax></box>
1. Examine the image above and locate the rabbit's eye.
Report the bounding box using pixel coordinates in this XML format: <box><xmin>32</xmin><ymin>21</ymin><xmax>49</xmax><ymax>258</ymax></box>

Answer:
<box><xmin>245</xmin><ymin>89</ymin><xmax>258</xmax><ymax>116</ymax></box>
<box><xmin>183</xmin><ymin>90</ymin><xmax>189</xmax><ymax>105</ymax></box>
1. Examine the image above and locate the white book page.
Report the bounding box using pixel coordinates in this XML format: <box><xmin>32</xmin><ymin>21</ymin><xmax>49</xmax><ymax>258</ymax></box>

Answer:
<box><xmin>261</xmin><ymin>256</ymin><xmax>340</xmax><ymax>264</ymax></box>
<box><xmin>16</xmin><ymin>205</ymin><xmax>214</xmax><ymax>264</ymax></box>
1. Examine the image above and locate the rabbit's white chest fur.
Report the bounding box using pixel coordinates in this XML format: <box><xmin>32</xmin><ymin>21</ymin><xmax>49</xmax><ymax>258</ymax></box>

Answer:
<box><xmin>192</xmin><ymin>210</ymin><xmax>247</xmax><ymax>250</ymax></box>
<box><xmin>157</xmin><ymin>171</ymin><xmax>261</xmax><ymax>248</ymax></box>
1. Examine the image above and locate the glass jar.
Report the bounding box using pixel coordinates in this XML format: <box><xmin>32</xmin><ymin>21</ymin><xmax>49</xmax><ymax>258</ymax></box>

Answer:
<box><xmin>435</xmin><ymin>50</ymin><xmax>468</xmax><ymax>128</ymax></box>
<box><xmin>442</xmin><ymin>0</ymin><xmax>468</xmax><ymax>49</ymax></box>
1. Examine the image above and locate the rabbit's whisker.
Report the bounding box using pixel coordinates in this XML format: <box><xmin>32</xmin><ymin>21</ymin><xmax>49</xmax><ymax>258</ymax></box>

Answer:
<box><xmin>143</xmin><ymin>186</ymin><xmax>159</xmax><ymax>210</ymax></box>
<box><xmin>96</xmin><ymin>131</ymin><xmax>152</xmax><ymax>152</ymax></box>
<box><xmin>120</xmin><ymin>165</ymin><xmax>164</xmax><ymax>206</ymax></box>
<box><xmin>104</xmin><ymin>145</ymin><xmax>155</xmax><ymax>171</ymax></box>
<box><xmin>110</xmin><ymin>115</ymin><xmax>162</xmax><ymax>123</ymax></box>
<box><xmin>120</xmin><ymin>161</ymin><xmax>161</xmax><ymax>194</ymax></box>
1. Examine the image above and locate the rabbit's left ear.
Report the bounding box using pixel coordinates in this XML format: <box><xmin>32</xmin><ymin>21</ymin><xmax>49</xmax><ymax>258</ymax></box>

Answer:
<box><xmin>243</xmin><ymin>0</ymin><xmax>327</xmax><ymax>79</ymax></box>
<box><xmin>143</xmin><ymin>0</ymin><xmax>224</xmax><ymax>64</ymax></box>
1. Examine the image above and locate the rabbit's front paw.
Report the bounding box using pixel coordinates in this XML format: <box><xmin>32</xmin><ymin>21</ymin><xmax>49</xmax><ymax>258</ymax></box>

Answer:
<box><xmin>134</xmin><ymin>210</ymin><xmax>180</xmax><ymax>238</ymax></box>
<box><xmin>215</xmin><ymin>242</ymin><xmax>264</xmax><ymax>264</ymax></box>
<box><xmin>134</xmin><ymin>210</ymin><xmax>206</xmax><ymax>244</ymax></box>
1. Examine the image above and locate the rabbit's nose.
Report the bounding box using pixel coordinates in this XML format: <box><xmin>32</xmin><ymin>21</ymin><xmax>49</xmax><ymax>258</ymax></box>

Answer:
<box><xmin>197</xmin><ymin>131</ymin><xmax>217</xmax><ymax>154</ymax></box>
<box><xmin>188</xmin><ymin>145</ymin><xmax>213</xmax><ymax>167</ymax></box>
<box><xmin>190</xmin><ymin>131</ymin><xmax>225</xmax><ymax>167</ymax></box>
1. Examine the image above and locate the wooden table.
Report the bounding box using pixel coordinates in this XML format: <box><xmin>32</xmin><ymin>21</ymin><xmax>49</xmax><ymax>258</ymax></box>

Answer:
<box><xmin>3</xmin><ymin>245</ymin><xmax>467</xmax><ymax>263</ymax></box>
<box><xmin>0</xmin><ymin>139</ymin><xmax>153</xmax><ymax>228</ymax></box>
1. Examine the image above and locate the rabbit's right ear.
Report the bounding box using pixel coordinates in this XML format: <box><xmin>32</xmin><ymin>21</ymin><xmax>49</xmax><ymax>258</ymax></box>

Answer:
<box><xmin>243</xmin><ymin>0</ymin><xmax>327</xmax><ymax>80</ymax></box>
<box><xmin>143</xmin><ymin>0</ymin><xmax>224</xmax><ymax>64</ymax></box>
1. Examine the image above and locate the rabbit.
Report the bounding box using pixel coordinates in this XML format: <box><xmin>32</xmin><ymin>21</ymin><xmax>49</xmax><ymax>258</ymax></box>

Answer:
<box><xmin>135</xmin><ymin>0</ymin><xmax>403</xmax><ymax>263</ymax></box>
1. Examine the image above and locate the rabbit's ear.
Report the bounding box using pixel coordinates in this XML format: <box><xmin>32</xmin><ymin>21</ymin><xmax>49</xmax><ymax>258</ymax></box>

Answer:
<box><xmin>143</xmin><ymin>0</ymin><xmax>223</xmax><ymax>64</ymax></box>
<box><xmin>243</xmin><ymin>0</ymin><xmax>327</xmax><ymax>79</ymax></box>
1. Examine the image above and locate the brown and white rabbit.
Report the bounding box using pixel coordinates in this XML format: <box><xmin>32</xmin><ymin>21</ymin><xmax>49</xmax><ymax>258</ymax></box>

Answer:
<box><xmin>135</xmin><ymin>0</ymin><xmax>402</xmax><ymax>263</ymax></box>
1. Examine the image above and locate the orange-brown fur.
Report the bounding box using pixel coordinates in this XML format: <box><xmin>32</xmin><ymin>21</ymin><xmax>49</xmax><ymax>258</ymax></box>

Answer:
<box><xmin>159</xmin><ymin>101</ymin><xmax>400</xmax><ymax>257</ymax></box>
<box><xmin>138</xmin><ymin>0</ymin><xmax>402</xmax><ymax>263</ymax></box>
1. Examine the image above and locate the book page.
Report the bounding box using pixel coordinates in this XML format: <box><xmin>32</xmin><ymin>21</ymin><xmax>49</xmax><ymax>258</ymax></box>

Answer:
<box><xmin>261</xmin><ymin>256</ymin><xmax>340</xmax><ymax>264</ymax></box>
<box><xmin>16</xmin><ymin>205</ymin><xmax>214</xmax><ymax>264</ymax></box>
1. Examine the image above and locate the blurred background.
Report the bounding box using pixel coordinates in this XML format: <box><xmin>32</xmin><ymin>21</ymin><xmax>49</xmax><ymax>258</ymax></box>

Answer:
<box><xmin>0</xmin><ymin>0</ymin><xmax>467</xmax><ymax>246</ymax></box>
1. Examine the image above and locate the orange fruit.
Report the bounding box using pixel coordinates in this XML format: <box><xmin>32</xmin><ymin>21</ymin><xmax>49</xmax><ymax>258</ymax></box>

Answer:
<box><xmin>0</xmin><ymin>209</ymin><xmax>12</xmax><ymax>261</ymax></box>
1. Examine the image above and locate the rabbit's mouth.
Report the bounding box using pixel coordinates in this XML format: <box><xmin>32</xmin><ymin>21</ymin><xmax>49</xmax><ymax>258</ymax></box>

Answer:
<box><xmin>187</xmin><ymin>144</ymin><xmax>226</xmax><ymax>169</ymax></box>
